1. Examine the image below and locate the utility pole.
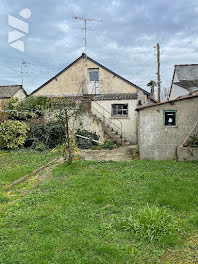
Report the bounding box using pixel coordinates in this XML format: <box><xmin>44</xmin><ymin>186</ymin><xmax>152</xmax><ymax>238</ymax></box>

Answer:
<box><xmin>73</xmin><ymin>16</ymin><xmax>103</xmax><ymax>54</ymax></box>
<box><xmin>156</xmin><ymin>43</ymin><xmax>161</xmax><ymax>102</ymax></box>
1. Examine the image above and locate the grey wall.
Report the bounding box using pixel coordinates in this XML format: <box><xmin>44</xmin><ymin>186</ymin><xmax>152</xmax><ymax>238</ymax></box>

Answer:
<box><xmin>138</xmin><ymin>97</ymin><xmax>198</xmax><ymax>160</ymax></box>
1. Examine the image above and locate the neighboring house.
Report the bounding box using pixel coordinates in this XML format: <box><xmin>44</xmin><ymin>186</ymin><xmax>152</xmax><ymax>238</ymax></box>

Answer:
<box><xmin>169</xmin><ymin>64</ymin><xmax>198</xmax><ymax>100</ymax></box>
<box><xmin>31</xmin><ymin>53</ymin><xmax>154</xmax><ymax>144</ymax></box>
<box><xmin>0</xmin><ymin>85</ymin><xmax>27</xmax><ymax>109</ymax></box>
<box><xmin>136</xmin><ymin>94</ymin><xmax>198</xmax><ymax>160</ymax></box>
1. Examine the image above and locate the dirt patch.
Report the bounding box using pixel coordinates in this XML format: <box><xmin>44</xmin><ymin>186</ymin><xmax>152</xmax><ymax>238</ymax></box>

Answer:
<box><xmin>7</xmin><ymin>157</ymin><xmax>64</xmax><ymax>199</ymax></box>
<box><xmin>159</xmin><ymin>234</ymin><xmax>198</xmax><ymax>263</ymax></box>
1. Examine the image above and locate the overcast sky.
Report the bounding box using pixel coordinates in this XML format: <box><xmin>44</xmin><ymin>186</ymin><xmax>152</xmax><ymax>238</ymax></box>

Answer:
<box><xmin>1</xmin><ymin>0</ymin><xmax>198</xmax><ymax>94</ymax></box>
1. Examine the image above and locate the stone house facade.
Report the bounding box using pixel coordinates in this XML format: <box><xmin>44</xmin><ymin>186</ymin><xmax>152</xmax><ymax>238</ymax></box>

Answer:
<box><xmin>31</xmin><ymin>53</ymin><xmax>153</xmax><ymax>144</ymax></box>
<box><xmin>0</xmin><ymin>85</ymin><xmax>27</xmax><ymax>110</ymax></box>
<box><xmin>137</xmin><ymin>94</ymin><xmax>198</xmax><ymax>160</ymax></box>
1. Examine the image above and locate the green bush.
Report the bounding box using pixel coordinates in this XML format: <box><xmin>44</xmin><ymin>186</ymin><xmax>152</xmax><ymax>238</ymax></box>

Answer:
<box><xmin>124</xmin><ymin>205</ymin><xmax>178</xmax><ymax>245</ymax></box>
<box><xmin>0</xmin><ymin>120</ymin><xmax>30</xmax><ymax>149</ymax></box>
<box><xmin>102</xmin><ymin>140</ymin><xmax>120</xmax><ymax>150</ymax></box>
<box><xmin>7</xmin><ymin>96</ymin><xmax>51</xmax><ymax>120</ymax></box>
<box><xmin>186</xmin><ymin>135</ymin><xmax>198</xmax><ymax>147</ymax></box>
<box><xmin>25</xmin><ymin>121</ymin><xmax>65</xmax><ymax>149</ymax></box>
<box><xmin>32</xmin><ymin>141</ymin><xmax>48</xmax><ymax>152</ymax></box>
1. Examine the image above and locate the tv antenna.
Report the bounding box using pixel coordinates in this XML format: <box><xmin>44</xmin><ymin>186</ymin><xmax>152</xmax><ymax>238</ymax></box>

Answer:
<box><xmin>21</xmin><ymin>60</ymin><xmax>27</xmax><ymax>86</ymax></box>
<box><xmin>73</xmin><ymin>16</ymin><xmax>103</xmax><ymax>54</ymax></box>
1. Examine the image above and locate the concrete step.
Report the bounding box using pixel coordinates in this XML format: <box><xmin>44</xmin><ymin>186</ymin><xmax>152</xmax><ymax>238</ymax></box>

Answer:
<box><xmin>80</xmin><ymin>145</ymin><xmax>139</xmax><ymax>161</ymax></box>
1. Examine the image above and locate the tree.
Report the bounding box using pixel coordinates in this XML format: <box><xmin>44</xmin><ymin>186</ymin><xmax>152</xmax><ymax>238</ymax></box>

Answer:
<box><xmin>147</xmin><ymin>80</ymin><xmax>157</xmax><ymax>100</ymax></box>
<box><xmin>51</xmin><ymin>97</ymin><xmax>85</xmax><ymax>164</ymax></box>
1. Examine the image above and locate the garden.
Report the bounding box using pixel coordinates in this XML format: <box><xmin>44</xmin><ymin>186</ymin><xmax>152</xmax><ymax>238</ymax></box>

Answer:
<box><xmin>0</xmin><ymin>96</ymin><xmax>198</xmax><ymax>263</ymax></box>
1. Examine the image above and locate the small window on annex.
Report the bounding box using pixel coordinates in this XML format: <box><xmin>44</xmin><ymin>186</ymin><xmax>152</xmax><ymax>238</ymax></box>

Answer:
<box><xmin>88</xmin><ymin>69</ymin><xmax>99</xmax><ymax>82</ymax></box>
<box><xmin>164</xmin><ymin>110</ymin><xmax>177</xmax><ymax>126</ymax></box>
<box><xmin>112</xmin><ymin>104</ymin><xmax>128</xmax><ymax>116</ymax></box>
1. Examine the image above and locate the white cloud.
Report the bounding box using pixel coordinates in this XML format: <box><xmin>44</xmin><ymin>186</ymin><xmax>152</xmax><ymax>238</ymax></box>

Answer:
<box><xmin>112</xmin><ymin>1</ymin><xmax>120</xmax><ymax>7</ymax></box>
<box><xmin>68</xmin><ymin>3</ymin><xmax>81</xmax><ymax>14</ymax></box>
<box><xmin>56</xmin><ymin>21</ymin><xmax>70</xmax><ymax>33</ymax></box>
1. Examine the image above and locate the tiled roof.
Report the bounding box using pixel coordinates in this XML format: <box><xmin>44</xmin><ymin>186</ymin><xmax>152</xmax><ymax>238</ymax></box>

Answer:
<box><xmin>175</xmin><ymin>64</ymin><xmax>198</xmax><ymax>81</ymax></box>
<box><xmin>93</xmin><ymin>93</ymin><xmax>138</xmax><ymax>101</ymax></box>
<box><xmin>0</xmin><ymin>85</ymin><xmax>22</xmax><ymax>98</ymax></box>
<box><xmin>174</xmin><ymin>80</ymin><xmax>198</xmax><ymax>89</ymax></box>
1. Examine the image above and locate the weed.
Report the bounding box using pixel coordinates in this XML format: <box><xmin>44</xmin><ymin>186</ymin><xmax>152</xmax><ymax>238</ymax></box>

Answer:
<box><xmin>124</xmin><ymin>205</ymin><xmax>179</xmax><ymax>245</ymax></box>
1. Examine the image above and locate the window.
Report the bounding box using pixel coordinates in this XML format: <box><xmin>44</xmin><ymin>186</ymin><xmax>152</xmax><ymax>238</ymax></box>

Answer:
<box><xmin>164</xmin><ymin>110</ymin><xmax>177</xmax><ymax>126</ymax></box>
<box><xmin>89</xmin><ymin>69</ymin><xmax>99</xmax><ymax>82</ymax></box>
<box><xmin>112</xmin><ymin>104</ymin><xmax>128</xmax><ymax>116</ymax></box>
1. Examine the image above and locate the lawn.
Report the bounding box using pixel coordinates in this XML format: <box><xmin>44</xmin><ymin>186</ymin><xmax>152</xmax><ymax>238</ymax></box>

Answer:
<box><xmin>0</xmin><ymin>150</ymin><xmax>57</xmax><ymax>188</ymax></box>
<box><xmin>0</xmin><ymin>160</ymin><xmax>198</xmax><ymax>263</ymax></box>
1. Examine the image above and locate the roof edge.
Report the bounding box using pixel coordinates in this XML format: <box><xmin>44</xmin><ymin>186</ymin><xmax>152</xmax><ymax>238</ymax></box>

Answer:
<box><xmin>30</xmin><ymin>53</ymin><xmax>150</xmax><ymax>96</ymax></box>
<box><xmin>175</xmin><ymin>63</ymin><xmax>198</xmax><ymax>67</ymax></box>
<box><xmin>136</xmin><ymin>93</ymin><xmax>198</xmax><ymax>111</ymax></box>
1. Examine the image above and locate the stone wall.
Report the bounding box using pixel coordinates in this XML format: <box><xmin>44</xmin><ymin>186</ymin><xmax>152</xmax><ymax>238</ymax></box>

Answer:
<box><xmin>13</xmin><ymin>88</ymin><xmax>27</xmax><ymax>100</ymax></box>
<box><xmin>33</xmin><ymin>57</ymin><xmax>139</xmax><ymax>96</ymax></box>
<box><xmin>76</xmin><ymin>111</ymin><xmax>106</xmax><ymax>142</ymax></box>
<box><xmin>91</xmin><ymin>99</ymin><xmax>138</xmax><ymax>143</ymax></box>
<box><xmin>137</xmin><ymin>96</ymin><xmax>198</xmax><ymax>160</ymax></box>
<box><xmin>177</xmin><ymin>146</ymin><xmax>198</xmax><ymax>161</ymax></box>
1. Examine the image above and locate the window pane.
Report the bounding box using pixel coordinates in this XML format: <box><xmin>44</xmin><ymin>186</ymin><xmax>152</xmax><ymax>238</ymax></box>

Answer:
<box><xmin>89</xmin><ymin>70</ymin><xmax>99</xmax><ymax>81</ymax></box>
<box><xmin>165</xmin><ymin>111</ymin><xmax>176</xmax><ymax>126</ymax></box>
<box><xmin>111</xmin><ymin>104</ymin><xmax>128</xmax><ymax>116</ymax></box>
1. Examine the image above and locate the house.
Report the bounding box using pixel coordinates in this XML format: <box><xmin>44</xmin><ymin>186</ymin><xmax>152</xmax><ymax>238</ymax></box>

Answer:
<box><xmin>0</xmin><ymin>85</ymin><xmax>27</xmax><ymax>109</ymax></box>
<box><xmin>136</xmin><ymin>94</ymin><xmax>198</xmax><ymax>160</ymax></box>
<box><xmin>169</xmin><ymin>64</ymin><xmax>198</xmax><ymax>100</ymax></box>
<box><xmin>31</xmin><ymin>53</ymin><xmax>154</xmax><ymax>144</ymax></box>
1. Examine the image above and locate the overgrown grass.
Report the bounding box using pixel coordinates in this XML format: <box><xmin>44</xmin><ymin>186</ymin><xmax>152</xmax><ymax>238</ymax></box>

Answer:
<box><xmin>122</xmin><ymin>205</ymin><xmax>179</xmax><ymax>245</ymax></box>
<box><xmin>0</xmin><ymin>160</ymin><xmax>198</xmax><ymax>263</ymax></box>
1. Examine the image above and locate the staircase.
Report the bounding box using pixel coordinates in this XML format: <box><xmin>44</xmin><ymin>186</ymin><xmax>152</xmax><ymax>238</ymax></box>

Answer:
<box><xmin>81</xmin><ymin>95</ymin><xmax>132</xmax><ymax>146</ymax></box>
<box><xmin>90</xmin><ymin>112</ymin><xmax>130</xmax><ymax>145</ymax></box>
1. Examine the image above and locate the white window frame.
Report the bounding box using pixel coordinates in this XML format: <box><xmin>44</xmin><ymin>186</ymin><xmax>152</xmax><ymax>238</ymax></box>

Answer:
<box><xmin>112</xmin><ymin>104</ymin><xmax>128</xmax><ymax>117</ymax></box>
<box><xmin>88</xmin><ymin>68</ymin><xmax>99</xmax><ymax>82</ymax></box>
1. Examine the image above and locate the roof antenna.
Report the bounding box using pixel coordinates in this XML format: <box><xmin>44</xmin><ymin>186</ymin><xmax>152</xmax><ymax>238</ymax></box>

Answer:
<box><xmin>73</xmin><ymin>16</ymin><xmax>103</xmax><ymax>56</ymax></box>
<box><xmin>21</xmin><ymin>60</ymin><xmax>26</xmax><ymax>86</ymax></box>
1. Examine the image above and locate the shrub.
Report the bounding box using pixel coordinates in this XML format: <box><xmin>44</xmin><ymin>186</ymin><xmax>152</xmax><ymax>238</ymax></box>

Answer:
<box><xmin>7</xmin><ymin>96</ymin><xmax>51</xmax><ymax>120</ymax></box>
<box><xmin>32</xmin><ymin>141</ymin><xmax>48</xmax><ymax>152</ymax></box>
<box><xmin>124</xmin><ymin>205</ymin><xmax>178</xmax><ymax>245</ymax></box>
<box><xmin>102</xmin><ymin>140</ymin><xmax>120</xmax><ymax>150</ymax></box>
<box><xmin>0</xmin><ymin>120</ymin><xmax>30</xmax><ymax>149</ymax></box>
<box><xmin>26</xmin><ymin>121</ymin><xmax>65</xmax><ymax>149</ymax></box>
<box><xmin>186</xmin><ymin>135</ymin><xmax>198</xmax><ymax>147</ymax></box>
